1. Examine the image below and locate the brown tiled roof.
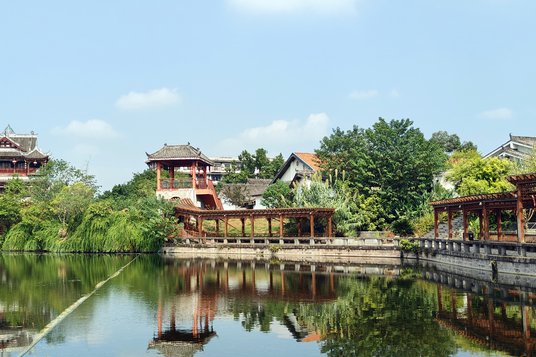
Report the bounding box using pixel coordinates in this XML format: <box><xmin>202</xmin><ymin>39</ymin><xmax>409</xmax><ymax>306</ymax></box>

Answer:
<box><xmin>146</xmin><ymin>144</ymin><xmax>214</xmax><ymax>166</ymax></box>
<box><xmin>510</xmin><ymin>135</ymin><xmax>536</xmax><ymax>146</ymax></box>
<box><xmin>507</xmin><ymin>172</ymin><xmax>536</xmax><ymax>184</ymax></box>
<box><xmin>431</xmin><ymin>191</ymin><xmax>516</xmax><ymax>207</ymax></box>
<box><xmin>295</xmin><ymin>152</ymin><xmax>321</xmax><ymax>171</ymax></box>
<box><xmin>24</xmin><ymin>148</ymin><xmax>48</xmax><ymax>160</ymax></box>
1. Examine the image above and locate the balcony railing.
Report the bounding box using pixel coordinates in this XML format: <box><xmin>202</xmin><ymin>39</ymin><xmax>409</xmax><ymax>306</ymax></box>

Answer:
<box><xmin>0</xmin><ymin>168</ymin><xmax>38</xmax><ymax>175</ymax></box>
<box><xmin>159</xmin><ymin>179</ymin><xmax>193</xmax><ymax>190</ymax></box>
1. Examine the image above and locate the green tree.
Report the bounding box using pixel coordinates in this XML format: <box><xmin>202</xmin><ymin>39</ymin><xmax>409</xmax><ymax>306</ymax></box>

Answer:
<box><xmin>30</xmin><ymin>159</ymin><xmax>97</xmax><ymax>203</ymax></box>
<box><xmin>445</xmin><ymin>149</ymin><xmax>514</xmax><ymax>196</ymax></box>
<box><xmin>430</xmin><ymin>131</ymin><xmax>461</xmax><ymax>153</ymax></box>
<box><xmin>238</xmin><ymin>150</ymin><xmax>256</xmax><ymax>176</ymax></box>
<box><xmin>317</xmin><ymin>118</ymin><xmax>447</xmax><ymax>228</ymax></box>
<box><xmin>261</xmin><ymin>180</ymin><xmax>293</xmax><ymax>208</ymax></box>
<box><xmin>51</xmin><ymin>182</ymin><xmax>95</xmax><ymax>229</ymax></box>
<box><xmin>0</xmin><ymin>178</ymin><xmax>26</xmax><ymax>235</ymax></box>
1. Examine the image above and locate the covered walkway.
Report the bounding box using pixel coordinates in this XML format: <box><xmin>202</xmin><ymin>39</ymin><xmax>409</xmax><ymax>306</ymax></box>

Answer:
<box><xmin>174</xmin><ymin>199</ymin><xmax>335</xmax><ymax>241</ymax></box>
<box><xmin>431</xmin><ymin>173</ymin><xmax>536</xmax><ymax>243</ymax></box>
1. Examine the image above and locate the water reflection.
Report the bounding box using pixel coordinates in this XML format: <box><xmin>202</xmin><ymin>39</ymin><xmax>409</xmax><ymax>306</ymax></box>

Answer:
<box><xmin>0</xmin><ymin>253</ymin><xmax>132</xmax><ymax>354</ymax></box>
<box><xmin>1</xmin><ymin>254</ymin><xmax>536</xmax><ymax>356</ymax></box>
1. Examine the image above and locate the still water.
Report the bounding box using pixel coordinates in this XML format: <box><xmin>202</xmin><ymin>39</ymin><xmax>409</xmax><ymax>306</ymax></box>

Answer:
<box><xmin>0</xmin><ymin>254</ymin><xmax>534</xmax><ymax>356</ymax></box>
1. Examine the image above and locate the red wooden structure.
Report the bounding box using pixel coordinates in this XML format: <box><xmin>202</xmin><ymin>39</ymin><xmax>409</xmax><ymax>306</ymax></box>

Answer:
<box><xmin>431</xmin><ymin>173</ymin><xmax>536</xmax><ymax>243</ymax></box>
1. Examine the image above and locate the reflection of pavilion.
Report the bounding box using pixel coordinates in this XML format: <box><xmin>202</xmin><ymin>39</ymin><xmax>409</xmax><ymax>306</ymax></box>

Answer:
<box><xmin>435</xmin><ymin>285</ymin><xmax>536</xmax><ymax>356</ymax></box>
<box><xmin>149</xmin><ymin>293</ymin><xmax>217</xmax><ymax>357</ymax></box>
<box><xmin>149</xmin><ymin>260</ymin><xmax>347</xmax><ymax>355</ymax></box>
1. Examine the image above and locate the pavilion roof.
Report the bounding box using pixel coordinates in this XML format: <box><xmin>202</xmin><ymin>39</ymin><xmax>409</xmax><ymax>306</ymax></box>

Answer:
<box><xmin>507</xmin><ymin>172</ymin><xmax>536</xmax><ymax>184</ymax></box>
<box><xmin>174</xmin><ymin>198</ymin><xmax>335</xmax><ymax>219</ymax></box>
<box><xmin>431</xmin><ymin>172</ymin><xmax>536</xmax><ymax>208</ymax></box>
<box><xmin>430</xmin><ymin>191</ymin><xmax>517</xmax><ymax>207</ymax></box>
<box><xmin>146</xmin><ymin>144</ymin><xmax>214</xmax><ymax>166</ymax></box>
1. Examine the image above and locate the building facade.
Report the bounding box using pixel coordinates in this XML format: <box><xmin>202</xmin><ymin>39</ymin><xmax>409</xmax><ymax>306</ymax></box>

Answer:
<box><xmin>146</xmin><ymin>143</ymin><xmax>223</xmax><ymax>209</ymax></box>
<box><xmin>0</xmin><ymin>125</ymin><xmax>49</xmax><ymax>191</ymax></box>
<box><xmin>484</xmin><ymin>134</ymin><xmax>536</xmax><ymax>162</ymax></box>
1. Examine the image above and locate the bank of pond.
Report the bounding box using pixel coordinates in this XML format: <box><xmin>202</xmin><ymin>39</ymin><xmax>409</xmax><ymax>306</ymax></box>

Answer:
<box><xmin>1</xmin><ymin>254</ymin><xmax>535</xmax><ymax>356</ymax></box>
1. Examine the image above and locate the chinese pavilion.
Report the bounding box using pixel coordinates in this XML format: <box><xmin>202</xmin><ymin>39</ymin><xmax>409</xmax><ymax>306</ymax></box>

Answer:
<box><xmin>0</xmin><ymin>125</ymin><xmax>49</xmax><ymax>191</ymax></box>
<box><xmin>146</xmin><ymin>143</ymin><xmax>223</xmax><ymax>209</ymax></box>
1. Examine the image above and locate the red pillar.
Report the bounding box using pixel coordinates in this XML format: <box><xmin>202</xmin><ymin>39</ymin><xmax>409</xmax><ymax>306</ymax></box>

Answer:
<box><xmin>517</xmin><ymin>186</ymin><xmax>526</xmax><ymax>243</ymax></box>
<box><xmin>496</xmin><ymin>209</ymin><xmax>502</xmax><ymax>241</ymax></box>
<box><xmin>310</xmin><ymin>214</ymin><xmax>315</xmax><ymax>238</ymax></box>
<box><xmin>447</xmin><ymin>210</ymin><xmax>453</xmax><ymax>239</ymax></box>
<box><xmin>434</xmin><ymin>209</ymin><xmax>439</xmax><ymax>239</ymax></box>
<box><xmin>482</xmin><ymin>205</ymin><xmax>489</xmax><ymax>241</ymax></box>
<box><xmin>463</xmin><ymin>210</ymin><xmax>469</xmax><ymax>241</ymax></box>
<box><xmin>156</xmin><ymin>162</ymin><xmax>162</xmax><ymax>190</ymax></box>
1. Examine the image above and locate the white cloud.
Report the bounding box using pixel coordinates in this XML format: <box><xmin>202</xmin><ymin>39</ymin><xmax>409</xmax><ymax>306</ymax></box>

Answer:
<box><xmin>227</xmin><ymin>0</ymin><xmax>359</xmax><ymax>15</ymax></box>
<box><xmin>116</xmin><ymin>88</ymin><xmax>181</xmax><ymax>111</ymax></box>
<box><xmin>478</xmin><ymin>107</ymin><xmax>513</xmax><ymax>120</ymax></box>
<box><xmin>390</xmin><ymin>89</ymin><xmax>400</xmax><ymax>98</ymax></box>
<box><xmin>53</xmin><ymin>119</ymin><xmax>119</xmax><ymax>140</ymax></box>
<box><xmin>349</xmin><ymin>89</ymin><xmax>379</xmax><ymax>100</ymax></box>
<box><xmin>219</xmin><ymin>113</ymin><xmax>330</xmax><ymax>154</ymax></box>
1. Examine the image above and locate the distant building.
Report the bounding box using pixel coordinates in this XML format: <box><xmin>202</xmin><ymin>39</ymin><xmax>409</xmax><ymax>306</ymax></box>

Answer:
<box><xmin>0</xmin><ymin>125</ymin><xmax>49</xmax><ymax>192</ymax></box>
<box><xmin>484</xmin><ymin>134</ymin><xmax>536</xmax><ymax>162</ymax></box>
<box><xmin>146</xmin><ymin>143</ymin><xmax>223</xmax><ymax>209</ymax></box>
<box><xmin>207</xmin><ymin>156</ymin><xmax>240</xmax><ymax>183</ymax></box>
<box><xmin>272</xmin><ymin>152</ymin><xmax>321</xmax><ymax>185</ymax></box>
<box><xmin>219</xmin><ymin>178</ymin><xmax>271</xmax><ymax>210</ymax></box>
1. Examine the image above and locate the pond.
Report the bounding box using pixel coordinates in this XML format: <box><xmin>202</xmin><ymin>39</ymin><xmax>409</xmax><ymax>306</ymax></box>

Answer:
<box><xmin>0</xmin><ymin>254</ymin><xmax>534</xmax><ymax>356</ymax></box>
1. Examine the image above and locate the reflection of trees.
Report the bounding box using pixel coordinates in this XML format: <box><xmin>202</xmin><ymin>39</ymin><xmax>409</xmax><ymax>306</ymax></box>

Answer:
<box><xmin>0</xmin><ymin>254</ymin><xmax>132</xmax><ymax>329</ymax></box>
<box><xmin>298</xmin><ymin>277</ymin><xmax>456</xmax><ymax>357</ymax></box>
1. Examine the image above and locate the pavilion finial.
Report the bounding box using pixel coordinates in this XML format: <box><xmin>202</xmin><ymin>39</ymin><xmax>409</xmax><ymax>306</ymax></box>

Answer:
<box><xmin>2</xmin><ymin>124</ymin><xmax>15</xmax><ymax>137</ymax></box>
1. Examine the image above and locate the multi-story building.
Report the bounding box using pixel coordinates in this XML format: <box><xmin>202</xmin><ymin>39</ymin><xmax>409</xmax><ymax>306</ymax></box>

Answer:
<box><xmin>0</xmin><ymin>125</ymin><xmax>49</xmax><ymax>192</ymax></box>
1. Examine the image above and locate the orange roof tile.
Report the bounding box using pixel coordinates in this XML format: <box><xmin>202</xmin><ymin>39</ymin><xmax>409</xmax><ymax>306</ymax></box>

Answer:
<box><xmin>294</xmin><ymin>152</ymin><xmax>321</xmax><ymax>171</ymax></box>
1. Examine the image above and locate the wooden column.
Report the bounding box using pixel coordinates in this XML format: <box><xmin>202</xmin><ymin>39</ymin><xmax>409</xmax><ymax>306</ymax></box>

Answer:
<box><xmin>328</xmin><ymin>216</ymin><xmax>332</xmax><ymax>238</ymax></box>
<box><xmin>224</xmin><ymin>217</ymin><xmax>228</xmax><ymax>237</ymax></box>
<box><xmin>310</xmin><ymin>214</ymin><xmax>315</xmax><ymax>238</ymax></box>
<box><xmin>157</xmin><ymin>300</ymin><xmax>163</xmax><ymax>338</ymax></box>
<box><xmin>169</xmin><ymin>165</ymin><xmax>174</xmax><ymax>189</ymax></box>
<box><xmin>496</xmin><ymin>209</ymin><xmax>502</xmax><ymax>241</ymax></box>
<box><xmin>297</xmin><ymin>219</ymin><xmax>302</xmax><ymax>237</ymax></box>
<box><xmin>156</xmin><ymin>162</ymin><xmax>162</xmax><ymax>190</ymax></box>
<box><xmin>198</xmin><ymin>217</ymin><xmax>203</xmax><ymax>237</ymax></box>
<box><xmin>517</xmin><ymin>187</ymin><xmax>526</xmax><ymax>243</ymax></box>
<box><xmin>448</xmin><ymin>210</ymin><xmax>453</xmax><ymax>239</ymax></box>
<box><xmin>434</xmin><ymin>209</ymin><xmax>439</xmax><ymax>239</ymax></box>
<box><xmin>482</xmin><ymin>205</ymin><xmax>489</xmax><ymax>241</ymax></box>
<box><xmin>478</xmin><ymin>210</ymin><xmax>483</xmax><ymax>240</ymax></box>
<box><xmin>279</xmin><ymin>214</ymin><xmax>284</xmax><ymax>237</ymax></box>
<box><xmin>268</xmin><ymin>218</ymin><xmax>272</xmax><ymax>237</ymax></box>
<box><xmin>463</xmin><ymin>210</ymin><xmax>469</xmax><ymax>241</ymax></box>
<box><xmin>191</xmin><ymin>163</ymin><xmax>196</xmax><ymax>188</ymax></box>
<box><xmin>215</xmin><ymin>219</ymin><xmax>220</xmax><ymax>235</ymax></box>
<box><xmin>241</xmin><ymin>218</ymin><xmax>245</xmax><ymax>237</ymax></box>
<box><xmin>250</xmin><ymin>215</ymin><xmax>255</xmax><ymax>238</ymax></box>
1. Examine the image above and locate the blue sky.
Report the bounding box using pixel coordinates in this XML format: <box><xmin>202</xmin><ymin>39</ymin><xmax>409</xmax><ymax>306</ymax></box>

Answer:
<box><xmin>1</xmin><ymin>0</ymin><xmax>535</xmax><ymax>190</ymax></box>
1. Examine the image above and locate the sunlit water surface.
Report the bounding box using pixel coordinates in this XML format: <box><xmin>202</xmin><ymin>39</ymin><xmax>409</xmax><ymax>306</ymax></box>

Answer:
<box><xmin>0</xmin><ymin>254</ymin><xmax>533</xmax><ymax>356</ymax></box>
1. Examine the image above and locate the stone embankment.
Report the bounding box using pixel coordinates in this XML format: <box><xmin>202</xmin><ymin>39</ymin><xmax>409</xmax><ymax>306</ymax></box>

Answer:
<box><xmin>161</xmin><ymin>237</ymin><xmax>400</xmax><ymax>265</ymax></box>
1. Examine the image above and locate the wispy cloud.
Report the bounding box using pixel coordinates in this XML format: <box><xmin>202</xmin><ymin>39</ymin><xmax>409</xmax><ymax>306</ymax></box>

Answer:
<box><xmin>227</xmin><ymin>0</ymin><xmax>360</xmax><ymax>15</ymax></box>
<box><xmin>478</xmin><ymin>107</ymin><xmax>513</xmax><ymax>120</ymax></box>
<box><xmin>116</xmin><ymin>88</ymin><xmax>181</xmax><ymax>111</ymax></box>
<box><xmin>52</xmin><ymin>119</ymin><xmax>119</xmax><ymax>140</ymax></box>
<box><xmin>389</xmin><ymin>89</ymin><xmax>400</xmax><ymax>98</ymax></box>
<box><xmin>219</xmin><ymin>113</ymin><xmax>330</xmax><ymax>154</ymax></box>
<box><xmin>349</xmin><ymin>89</ymin><xmax>379</xmax><ymax>100</ymax></box>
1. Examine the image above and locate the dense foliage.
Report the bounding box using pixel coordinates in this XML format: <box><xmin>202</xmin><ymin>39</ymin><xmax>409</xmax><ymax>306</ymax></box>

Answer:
<box><xmin>1</xmin><ymin>160</ymin><xmax>175</xmax><ymax>252</ymax></box>
<box><xmin>315</xmin><ymin>118</ymin><xmax>447</xmax><ymax>233</ymax></box>
<box><xmin>221</xmin><ymin>148</ymin><xmax>284</xmax><ymax>184</ymax></box>
<box><xmin>445</xmin><ymin>149</ymin><xmax>514</xmax><ymax>196</ymax></box>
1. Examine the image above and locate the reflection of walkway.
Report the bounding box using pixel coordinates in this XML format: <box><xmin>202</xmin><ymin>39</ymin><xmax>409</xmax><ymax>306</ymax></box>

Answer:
<box><xmin>435</xmin><ymin>285</ymin><xmax>536</xmax><ymax>356</ymax></box>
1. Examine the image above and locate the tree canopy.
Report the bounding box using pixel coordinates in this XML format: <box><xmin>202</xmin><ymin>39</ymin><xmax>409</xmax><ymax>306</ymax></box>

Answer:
<box><xmin>316</xmin><ymin>118</ymin><xmax>447</xmax><ymax>229</ymax></box>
